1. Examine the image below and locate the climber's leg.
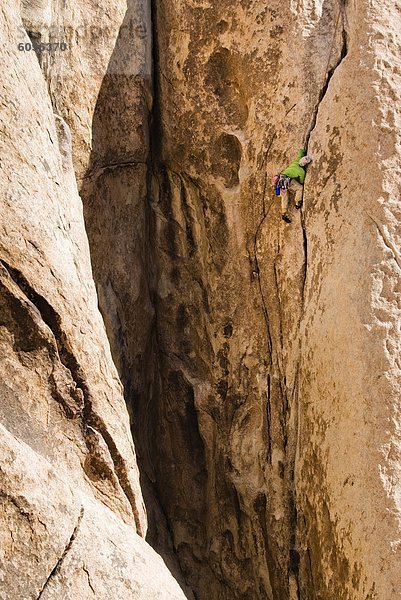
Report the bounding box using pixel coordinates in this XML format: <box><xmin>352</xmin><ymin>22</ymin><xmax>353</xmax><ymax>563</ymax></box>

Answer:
<box><xmin>291</xmin><ymin>179</ymin><xmax>304</xmax><ymax>209</ymax></box>
<box><xmin>281</xmin><ymin>189</ymin><xmax>289</xmax><ymax>217</ymax></box>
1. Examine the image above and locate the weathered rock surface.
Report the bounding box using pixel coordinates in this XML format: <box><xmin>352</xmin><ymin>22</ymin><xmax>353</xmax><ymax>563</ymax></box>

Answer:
<box><xmin>2</xmin><ymin>0</ymin><xmax>401</xmax><ymax>598</ymax></box>
<box><xmin>0</xmin><ymin>2</ymin><xmax>185</xmax><ymax>598</ymax></box>
<box><xmin>93</xmin><ymin>0</ymin><xmax>400</xmax><ymax>599</ymax></box>
<box><xmin>132</xmin><ymin>1</ymin><xmax>349</xmax><ymax>598</ymax></box>
<box><xmin>296</xmin><ymin>2</ymin><xmax>401</xmax><ymax>597</ymax></box>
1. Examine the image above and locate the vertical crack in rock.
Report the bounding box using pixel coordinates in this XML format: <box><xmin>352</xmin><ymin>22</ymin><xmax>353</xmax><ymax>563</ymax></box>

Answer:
<box><xmin>287</xmin><ymin>364</ymin><xmax>302</xmax><ymax>599</ymax></box>
<box><xmin>0</xmin><ymin>259</ymin><xmax>144</xmax><ymax>534</ymax></box>
<box><xmin>290</xmin><ymin>3</ymin><xmax>349</xmax><ymax>596</ymax></box>
<box><xmin>368</xmin><ymin>216</ymin><xmax>401</xmax><ymax>272</ymax></box>
<box><xmin>0</xmin><ymin>259</ymin><xmax>85</xmax><ymax>419</ymax></box>
<box><xmin>83</xmin><ymin>566</ymin><xmax>96</xmax><ymax>596</ymax></box>
<box><xmin>306</xmin><ymin>547</ymin><xmax>315</xmax><ymax>597</ymax></box>
<box><xmin>300</xmin><ymin>218</ymin><xmax>308</xmax><ymax>303</ymax></box>
<box><xmin>37</xmin><ymin>506</ymin><xmax>84</xmax><ymax>599</ymax></box>
<box><xmin>252</xmin><ymin>134</ymin><xmax>277</xmax><ymax>358</ymax></box>
<box><xmin>253</xmin><ymin>134</ymin><xmax>296</xmax><ymax>598</ymax></box>
<box><xmin>304</xmin><ymin>1</ymin><xmax>348</xmax><ymax>149</ymax></box>
<box><xmin>266</xmin><ymin>374</ymin><xmax>272</xmax><ymax>464</ymax></box>
<box><xmin>132</xmin><ymin>0</ymin><xmax>198</xmax><ymax>589</ymax></box>
<box><xmin>149</xmin><ymin>0</ymin><xmax>162</xmax><ymax>163</ymax></box>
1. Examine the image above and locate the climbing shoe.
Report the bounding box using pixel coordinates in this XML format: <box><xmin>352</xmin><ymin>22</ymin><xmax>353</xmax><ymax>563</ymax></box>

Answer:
<box><xmin>295</xmin><ymin>203</ymin><xmax>302</xmax><ymax>209</ymax></box>
<box><xmin>282</xmin><ymin>214</ymin><xmax>291</xmax><ymax>223</ymax></box>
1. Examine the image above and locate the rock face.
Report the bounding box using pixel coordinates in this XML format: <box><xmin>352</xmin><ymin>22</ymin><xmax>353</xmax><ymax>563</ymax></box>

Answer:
<box><xmin>296</xmin><ymin>3</ymin><xmax>401</xmax><ymax>597</ymax></box>
<box><xmin>0</xmin><ymin>1</ymin><xmax>185</xmax><ymax>598</ymax></box>
<box><xmin>132</xmin><ymin>0</ymin><xmax>347</xmax><ymax>597</ymax></box>
<box><xmin>104</xmin><ymin>0</ymin><xmax>400</xmax><ymax>598</ymax></box>
<box><xmin>2</xmin><ymin>0</ymin><xmax>401</xmax><ymax>598</ymax></box>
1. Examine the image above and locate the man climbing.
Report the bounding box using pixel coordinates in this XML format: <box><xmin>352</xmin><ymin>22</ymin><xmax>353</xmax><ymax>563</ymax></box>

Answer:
<box><xmin>279</xmin><ymin>149</ymin><xmax>312</xmax><ymax>223</ymax></box>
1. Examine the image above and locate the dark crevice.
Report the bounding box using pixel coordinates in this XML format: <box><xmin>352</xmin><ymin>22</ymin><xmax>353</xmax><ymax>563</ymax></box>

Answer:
<box><xmin>300</xmin><ymin>214</ymin><xmax>308</xmax><ymax>303</ymax></box>
<box><xmin>1</xmin><ymin>261</ymin><xmax>83</xmax><ymax>384</ymax></box>
<box><xmin>37</xmin><ymin>507</ymin><xmax>84</xmax><ymax>599</ymax></box>
<box><xmin>146</xmin><ymin>468</ymin><xmax>196</xmax><ymax>598</ymax></box>
<box><xmin>306</xmin><ymin>547</ymin><xmax>315</xmax><ymax>597</ymax></box>
<box><xmin>252</xmin><ymin>160</ymin><xmax>275</xmax><ymax>359</ymax></box>
<box><xmin>149</xmin><ymin>0</ymin><xmax>163</xmax><ymax>164</ymax></box>
<box><xmin>0</xmin><ymin>259</ymin><xmax>143</xmax><ymax>534</ymax></box>
<box><xmin>83</xmin><ymin>566</ymin><xmax>96</xmax><ymax>595</ymax></box>
<box><xmin>130</xmin><ymin>0</ymin><xmax>195</xmax><ymax>588</ymax></box>
<box><xmin>287</xmin><ymin>370</ymin><xmax>301</xmax><ymax>600</ymax></box>
<box><xmin>292</xmin><ymin>5</ymin><xmax>349</xmax><ymax>597</ymax></box>
<box><xmin>0</xmin><ymin>263</ymin><xmax>84</xmax><ymax>420</ymax></box>
<box><xmin>137</xmin><ymin>3</ymin><xmax>214</xmax><ymax>595</ymax></box>
<box><xmin>86</xmin><ymin>416</ymin><xmax>145</xmax><ymax>535</ymax></box>
<box><xmin>278</xmin><ymin>380</ymin><xmax>288</xmax><ymax>450</ymax></box>
<box><xmin>266</xmin><ymin>375</ymin><xmax>272</xmax><ymax>463</ymax></box>
<box><xmin>305</xmin><ymin>2</ymin><xmax>348</xmax><ymax>149</ymax></box>
<box><xmin>273</xmin><ymin>259</ymin><xmax>284</xmax><ymax>353</ymax></box>
<box><xmin>26</xmin><ymin>30</ymin><xmax>43</xmax><ymax>69</ymax></box>
<box><xmin>253</xmin><ymin>257</ymin><xmax>273</xmax><ymax>360</ymax></box>
<box><xmin>47</xmin><ymin>368</ymin><xmax>84</xmax><ymax>420</ymax></box>
<box><xmin>256</xmin><ymin>132</ymin><xmax>277</xmax><ymax>218</ymax></box>
<box><xmin>83</xmin><ymin>159</ymin><xmax>147</xmax><ymax>181</ymax></box>
<box><xmin>251</xmin><ymin>133</ymin><xmax>279</xmax><ymax>476</ymax></box>
<box><xmin>0</xmin><ymin>259</ymin><xmax>86</xmax><ymax>414</ymax></box>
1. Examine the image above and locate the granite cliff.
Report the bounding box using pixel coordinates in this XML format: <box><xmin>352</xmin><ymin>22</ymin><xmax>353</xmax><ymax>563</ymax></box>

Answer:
<box><xmin>1</xmin><ymin>0</ymin><xmax>401</xmax><ymax>598</ymax></box>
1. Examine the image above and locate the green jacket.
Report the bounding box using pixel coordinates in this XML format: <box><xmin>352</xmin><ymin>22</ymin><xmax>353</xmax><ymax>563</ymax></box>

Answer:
<box><xmin>282</xmin><ymin>148</ymin><xmax>307</xmax><ymax>184</ymax></box>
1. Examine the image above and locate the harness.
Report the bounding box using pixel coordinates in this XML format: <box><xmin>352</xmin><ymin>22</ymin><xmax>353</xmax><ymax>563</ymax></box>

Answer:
<box><xmin>278</xmin><ymin>174</ymin><xmax>291</xmax><ymax>190</ymax></box>
<box><xmin>273</xmin><ymin>173</ymin><xmax>291</xmax><ymax>196</ymax></box>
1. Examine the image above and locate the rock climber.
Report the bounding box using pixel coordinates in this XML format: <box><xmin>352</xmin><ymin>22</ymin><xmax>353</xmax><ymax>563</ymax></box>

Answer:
<box><xmin>277</xmin><ymin>149</ymin><xmax>312</xmax><ymax>223</ymax></box>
